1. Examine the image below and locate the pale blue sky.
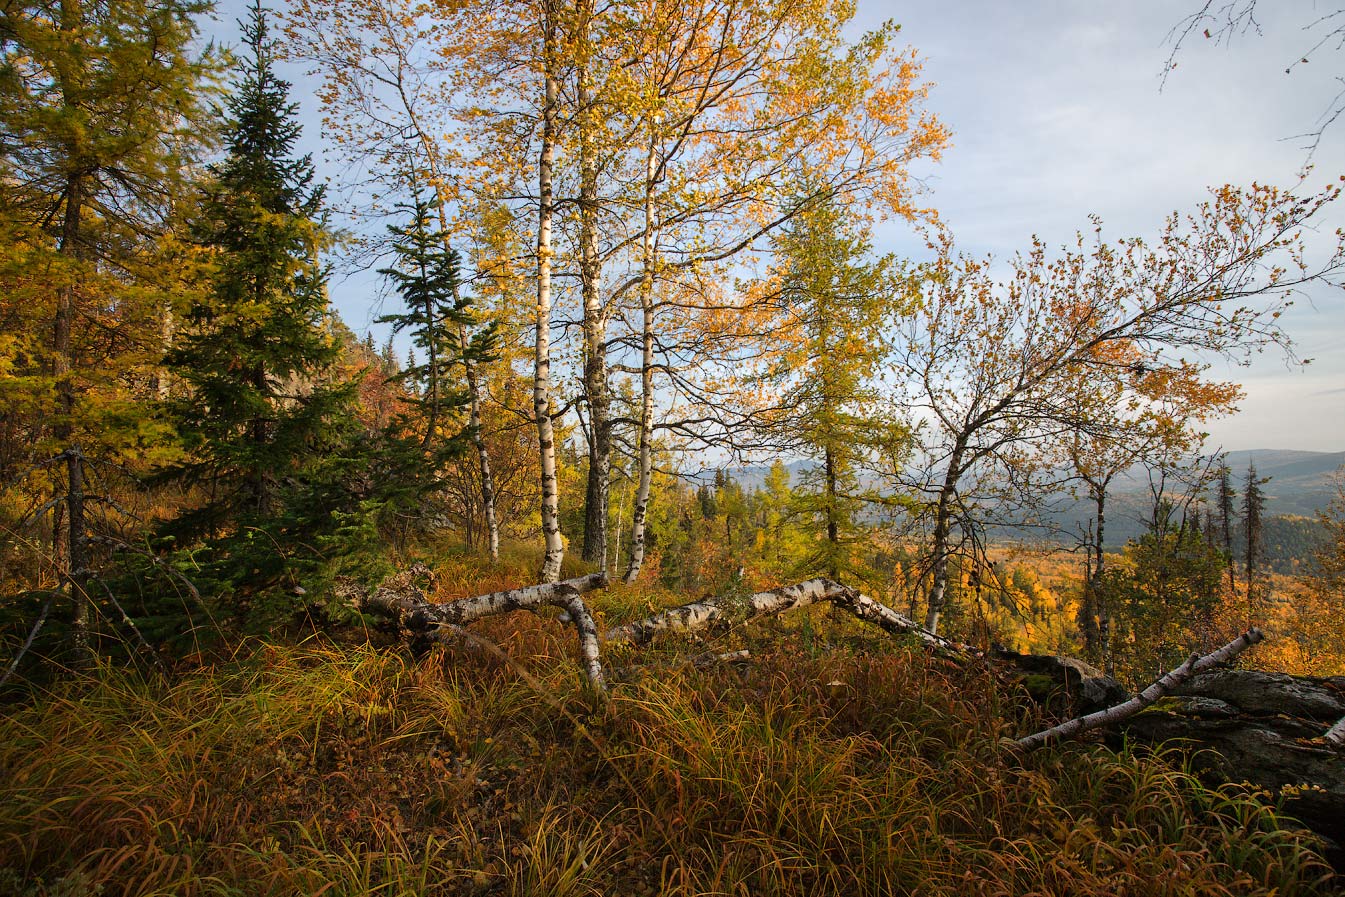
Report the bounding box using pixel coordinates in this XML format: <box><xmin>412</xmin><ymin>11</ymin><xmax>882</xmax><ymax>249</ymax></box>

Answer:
<box><xmin>851</xmin><ymin>1</ymin><xmax>1345</xmax><ymax>452</ymax></box>
<box><xmin>207</xmin><ymin>0</ymin><xmax>1345</xmax><ymax>452</ymax></box>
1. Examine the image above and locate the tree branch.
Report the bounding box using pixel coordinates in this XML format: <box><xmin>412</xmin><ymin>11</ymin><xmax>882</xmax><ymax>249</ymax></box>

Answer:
<box><xmin>602</xmin><ymin>578</ymin><xmax>970</xmax><ymax>655</ymax></box>
<box><xmin>1012</xmin><ymin>627</ymin><xmax>1265</xmax><ymax>753</ymax></box>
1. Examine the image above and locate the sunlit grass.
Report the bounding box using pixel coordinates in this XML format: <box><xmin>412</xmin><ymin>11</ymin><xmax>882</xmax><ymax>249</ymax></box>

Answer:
<box><xmin>0</xmin><ymin>565</ymin><xmax>1335</xmax><ymax>896</ymax></box>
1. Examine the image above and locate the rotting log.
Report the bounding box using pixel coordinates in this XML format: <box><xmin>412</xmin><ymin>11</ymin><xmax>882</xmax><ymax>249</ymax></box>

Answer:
<box><xmin>1012</xmin><ymin>627</ymin><xmax>1265</xmax><ymax>753</ymax></box>
<box><xmin>345</xmin><ymin>567</ymin><xmax>609</xmax><ymax>692</ymax></box>
<box><xmin>602</xmin><ymin>578</ymin><xmax>972</xmax><ymax>655</ymax></box>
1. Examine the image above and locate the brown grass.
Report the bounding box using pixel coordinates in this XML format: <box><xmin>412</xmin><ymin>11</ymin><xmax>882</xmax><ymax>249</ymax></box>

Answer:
<box><xmin>0</xmin><ymin>553</ymin><xmax>1335</xmax><ymax>896</ymax></box>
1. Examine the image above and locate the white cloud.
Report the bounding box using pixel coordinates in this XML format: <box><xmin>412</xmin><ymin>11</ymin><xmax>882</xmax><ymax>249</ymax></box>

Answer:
<box><xmin>861</xmin><ymin>0</ymin><xmax>1345</xmax><ymax>452</ymax></box>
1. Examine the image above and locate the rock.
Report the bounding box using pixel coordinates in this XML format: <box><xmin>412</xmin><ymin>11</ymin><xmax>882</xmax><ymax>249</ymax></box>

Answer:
<box><xmin>993</xmin><ymin>649</ymin><xmax>1129</xmax><ymax>716</ymax></box>
<box><xmin>1170</xmin><ymin>669</ymin><xmax>1345</xmax><ymax>719</ymax></box>
<box><xmin>1120</xmin><ymin>705</ymin><xmax>1345</xmax><ymax>867</ymax></box>
<box><xmin>1001</xmin><ymin>656</ymin><xmax>1345</xmax><ymax>867</ymax></box>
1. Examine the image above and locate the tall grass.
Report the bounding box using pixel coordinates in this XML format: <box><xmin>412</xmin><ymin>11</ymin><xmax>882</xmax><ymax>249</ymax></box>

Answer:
<box><xmin>0</xmin><ymin>577</ymin><xmax>1335</xmax><ymax>896</ymax></box>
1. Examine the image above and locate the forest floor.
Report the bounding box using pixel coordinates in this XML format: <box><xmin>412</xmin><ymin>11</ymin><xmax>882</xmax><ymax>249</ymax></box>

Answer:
<box><xmin>0</xmin><ymin>552</ymin><xmax>1338</xmax><ymax>897</ymax></box>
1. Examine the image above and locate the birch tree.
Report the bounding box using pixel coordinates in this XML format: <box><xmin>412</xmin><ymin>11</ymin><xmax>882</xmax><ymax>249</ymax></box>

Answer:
<box><xmin>610</xmin><ymin>2</ymin><xmax>949</xmax><ymax>580</ymax></box>
<box><xmin>896</xmin><ymin>182</ymin><xmax>1345</xmax><ymax>635</ymax></box>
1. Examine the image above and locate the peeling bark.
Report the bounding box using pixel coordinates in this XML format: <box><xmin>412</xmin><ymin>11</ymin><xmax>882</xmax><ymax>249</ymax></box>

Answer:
<box><xmin>348</xmin><ymin>568</ymin><xmax>609</xmax><ymax>690</ymax></box>
<box><xmin>1325</xmin><ymin>715</ymin><xmax>1345</xmax><ymax>748</ymax></box>
<box><xmin>603</xmin><ymin>578</ymin><xmax>967</xmax><ymax>654</ymax></box>
<box><xmin>533</xmin><ymin>3</ymin><xmax>564</xmax><ymax>583</ymax></box>
<box><xmin>1013</xmin><ymin>628</ymin><xmax>1266</xmax><ymax>753</ymax></box>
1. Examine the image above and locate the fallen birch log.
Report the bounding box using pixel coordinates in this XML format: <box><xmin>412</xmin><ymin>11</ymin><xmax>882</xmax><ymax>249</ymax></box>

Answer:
<box><xmin>345</xmin><ymin>567</ymin><xmax>609</xmax><ymax>692</ymax></box>
<box><xmin>1012</xmin><ymin>627</ymin><xmax>1265</xmax><ymax>753</ymax></box>
<box><xmin>1324</xmin><ymin>714</ymin><xmax>1345</xmax><ymax>748</ymax></box>
<box><xmin>602</xmin><ymin>578</ymin><xmax>970</xmax><ymax>654</ymax></box>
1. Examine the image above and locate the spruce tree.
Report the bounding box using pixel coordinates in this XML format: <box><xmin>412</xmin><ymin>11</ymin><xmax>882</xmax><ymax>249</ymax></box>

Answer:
<box><xmin>376</xmin><ymin>193</ymin><xmax>495</xmax><ymax>461</ymax></box>
<box><xmin>163</xmin><ymin>0</ymin><xmax>358</xmax><ymax>618</ymax></box>
<box><xmin>1217</xmin><ymin>461</ymin><xmax>1237</xmax><ymax>595</ymax></box>
<box><xmin>1243</xmin><ymin>462</ymin><xmax>1266</xmax><ymax>621</ymax></box>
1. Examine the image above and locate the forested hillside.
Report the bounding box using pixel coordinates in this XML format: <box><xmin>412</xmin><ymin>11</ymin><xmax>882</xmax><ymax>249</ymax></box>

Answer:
<box><xmin>3</xmin><ymin>0</ymin><xmax>1345</xmax><ymax>893</ymax></box>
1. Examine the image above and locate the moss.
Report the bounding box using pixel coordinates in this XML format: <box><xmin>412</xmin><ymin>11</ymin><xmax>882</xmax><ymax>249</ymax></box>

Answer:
<box><xmin>1021</xmin><ymin>673</ymin><xmax>1058</xmax><ymax>700</ymax></box>
<box><xmin>1138</xmin><ymin>696</ymin><xmax>1187</xmax><ymax>715</ymax></box>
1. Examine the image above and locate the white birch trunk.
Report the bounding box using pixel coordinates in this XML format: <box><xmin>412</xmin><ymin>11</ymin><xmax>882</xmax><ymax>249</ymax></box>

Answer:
<box><xmin>577</xmin><ymin>29</ymin><xmax>610</xmax><ymax>570</ymax></box>
<box><xmin>348</xmin><ymin>568</ymin><xmax>608</xmax><ymax>690</ymax></box>
<box><xmin>622</xmin><ymin>137</ymin><xmax>658</xmax><ymax>583</ymax></box>
<box><xmin>534</xmin><ymin>14</ymin><xmax>564</xmax><ymax>583</ymax></box>
<box><xmin>1013</xmin><ymin>628</ymin><xmax>1266</xmax><ymax>753</ymax></box>
<box><xmin>463</xmin><ymin>339</ymin><xmax>500</xmax><ymax>561</ymax></box>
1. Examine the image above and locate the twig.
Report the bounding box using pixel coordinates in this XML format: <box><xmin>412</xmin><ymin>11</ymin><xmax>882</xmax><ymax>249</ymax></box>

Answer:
<box><xmin>1012</xmin><ymin>628</ymin><xmax>1265</xmax><ymax>753</ymax></box>
<box><xmin>91</xmin><ymin>577</ymin><xmax>172</xmax><ymax>678</ymax></box>
<box><xmin>0</xmin><ymin>597</ymin><xmax>54</xmax><ymax>690</ymax></box>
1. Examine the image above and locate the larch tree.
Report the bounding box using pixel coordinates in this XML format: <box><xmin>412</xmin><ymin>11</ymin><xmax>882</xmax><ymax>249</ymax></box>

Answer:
<box><xmin>0</xmin><ymin>0</ymin><xmax>219</xmax><ymax>661</ymax></box>
<box><xmin>612</xmin><ymin>3</ymin><xmax>949</xmax><ymax>580</ymax></box>
<box><xmin>758</xmin><ymin>196</ymin><xmax>906</xmax><ymax>584</ymax></box>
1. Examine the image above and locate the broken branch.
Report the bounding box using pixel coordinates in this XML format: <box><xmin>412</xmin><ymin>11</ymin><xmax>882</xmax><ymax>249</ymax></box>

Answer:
<box><xmin>348</xmin><ymin>568</ymin><xmax>610</xmax><ymax>691</ymax></box>
<box><xmin>602</xmin><ymin>578</ymin><xmax>970</xmax><ymax>654</ymax></box>
<box><xmin>1013</xmin><ymin>627</ymin><xmax>1265</xmax><ymax>754</ymax></box>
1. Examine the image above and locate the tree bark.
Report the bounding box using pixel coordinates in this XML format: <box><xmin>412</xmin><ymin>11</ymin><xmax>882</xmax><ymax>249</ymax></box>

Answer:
<box><xmin>54</xmin><ymin>165</ymin><xmax>92</xmax><ymax>666</ymax></box>
<box><xmin>924</xmin><ymin>442</ymin><xmax>966</xmax><ymax>634</ymax></box>
<box><xmin>623</xmin><ymin>137</ymin><xmax>658</xmax><ymax>583</ymax></box>
<box><xmin>577</xmin><ymin>17</ymin><xmax>611</xmax><ymax>569</ymax></box>
<box><xmin>824</xmin><ymin>444</ymin><xmax>840</xmax><ymax>580</ymax></box>
<box><xmin>603</xmin><ymin>577</ymin><xmax>967</xmax><ymax>654</ymax></box>
<box><xmin>449</xmin><ymin>270</ymin><xmax>499</xmax><ymax>562</ymax></box>
<box><xmin>1013</xmin><ymin>627</ymin><xmax>1266</xmax><ymax>753</ymax></box>
<box><xmin>1078</xmin><ymin>481</ymin><xmax>1107</xmax><ymax>663</ymax></box>
<box><xmin>534</xmin><ymin>4</ymin><xmax>564</xmax><ymax>583</ymax></box>
<box><xmin>348</xmin><ymin>567</ymin><xmax>609</xmax><ymax>690</ymax></box>
<box><xmin>1324</xmin><ymin>714</ymin><xmax>1345</xmax><ymax>749</ymax></box>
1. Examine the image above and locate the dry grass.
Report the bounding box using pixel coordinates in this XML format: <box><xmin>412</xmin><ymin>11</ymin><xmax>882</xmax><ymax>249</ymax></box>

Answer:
<box><xmin>0</xmin><ymin>552</ymin><xmax>1336</xmax><ymax>896</ymax></box>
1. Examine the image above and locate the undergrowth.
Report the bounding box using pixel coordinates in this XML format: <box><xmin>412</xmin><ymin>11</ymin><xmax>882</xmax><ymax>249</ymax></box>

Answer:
<box><xmin>0</xmin><ymin>554</ymin><xmax>1336</xmax><ymax>896</ymax></box>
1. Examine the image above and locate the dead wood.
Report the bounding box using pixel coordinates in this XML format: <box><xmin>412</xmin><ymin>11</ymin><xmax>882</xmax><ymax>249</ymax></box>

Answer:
<box><xmin>1325</xmin><ymin>714</ymin><xmax>1345</xmax><ymax>749</ymax></box>
<box><xmin>345</xmin><ymin>567</ymin><xmax>609</xmax><ymax>691</ymax></box>
<box><xmin>602</xmin><ymin>577</ymin><xmax>972</xmax><ymax>655</ymax></box>
<box><xmin>1012</xmin><ymin>628</ymin><xmax>1266</xmax><ymax>753</ymax></box>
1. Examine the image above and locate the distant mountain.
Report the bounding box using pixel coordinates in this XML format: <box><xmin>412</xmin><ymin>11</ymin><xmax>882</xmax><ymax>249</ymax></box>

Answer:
<box><xmin>693</xmin><ymin>450</ymin><xmax>1342</xmax><ymax>567</ymax></box>
<box><xmin>1108</xmin><ymin>449</ymin><xmax>1345</xmax><ymax>517</ymax></box>
<box><xmin>697</xmin><ymin>450</ymin><xmax>1343</xmax><ymax>517</ymax></box>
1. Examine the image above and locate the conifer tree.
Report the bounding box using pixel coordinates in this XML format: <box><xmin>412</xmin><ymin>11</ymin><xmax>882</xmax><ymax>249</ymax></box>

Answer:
<box><xmin>1243</xmin><ymin>462</ymin><xmax>1266</xmax><ymax>620</ymax></box>
<box><xmin>1217</xmin><ymin>460</ymin><xmax>1238</xmax><ymax>594</ymax></box>
<box><xmin>163</xmin><ymin>1</ymin><xmax>358</xmax><ymax>618</ymax></box>
<box><xmin>167</xmin><ymin>0</ymin><xmax>350</xmax><ymax>528</ymax></box>
<box><xmin>764</xmin><ymin>197</ymin><xmax>906</xmax><ymax>584</ymax></box>
<box><xmin>0</xmin><ymin>0</ymin><xmax>219</xmax><ymax>661</ymax></box>
<box><xmin>376</xmin><ymin>193</ymin><xmax>495</xmax><ymax>462</ymax></box>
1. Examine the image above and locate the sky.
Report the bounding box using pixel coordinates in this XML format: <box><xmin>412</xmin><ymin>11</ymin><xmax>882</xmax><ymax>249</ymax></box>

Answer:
<box><xmin>210</xmin><ymin>0</ymin><xmax>1345</xmax><ymax>452</ymax></box>
<box><xmin>847</xmin><ymin>1</ymin><xmax>1345</xmax><ymax>453</ymax></box>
